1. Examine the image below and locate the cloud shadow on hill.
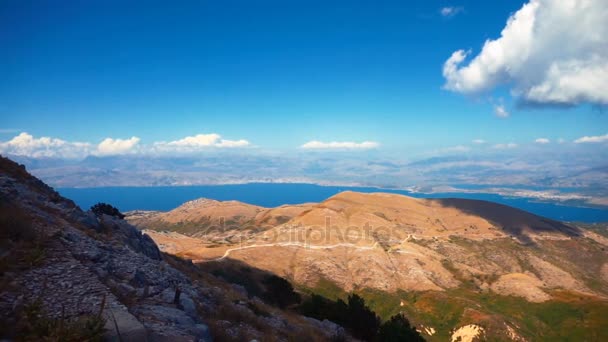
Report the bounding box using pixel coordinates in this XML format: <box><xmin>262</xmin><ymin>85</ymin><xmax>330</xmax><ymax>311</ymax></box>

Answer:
<box><xmin>432</xmin><ymin>198</ymin><xmax>581</xmax><ymax>244</ymax></box>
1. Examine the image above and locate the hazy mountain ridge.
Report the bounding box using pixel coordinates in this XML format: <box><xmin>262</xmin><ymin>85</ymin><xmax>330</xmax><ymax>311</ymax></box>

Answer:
<box><xmin>9</xmin><ymin>153</ymin><xmax>608</xmax><ymax>208</ymax></box>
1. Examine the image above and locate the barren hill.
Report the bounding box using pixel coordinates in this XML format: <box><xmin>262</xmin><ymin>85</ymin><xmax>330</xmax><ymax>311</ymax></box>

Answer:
<box><xmin>130</xmin><ymin>190</ymin><xmax>608</xmax><ymax>341</ymax></box>
<box><xmin>284</xmin><ymin>191</ymin><xmax>580</xmax><ymax>241</ymax></box>
<box><xmin>128</xmin><ymin>198</ymin><xmax>315</xmax><ymax>240</ymax></box>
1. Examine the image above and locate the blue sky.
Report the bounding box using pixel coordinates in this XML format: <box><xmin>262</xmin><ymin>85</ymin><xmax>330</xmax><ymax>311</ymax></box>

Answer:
<box><xmin>1</xmin><ymin>0</ymin><xmax>607</xmax><ymax>155</ymax></box>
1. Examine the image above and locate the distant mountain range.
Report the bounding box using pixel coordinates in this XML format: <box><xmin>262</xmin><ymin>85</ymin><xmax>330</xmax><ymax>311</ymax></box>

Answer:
<box><xmin>7</xmin><ymin>151</ymin><xmax>608</xmax><ymax>208</ymax></box>
<box><xmin>128</xmin><ymin>191</ymin><xmax>608</xmax><ymax>341</ymax></box>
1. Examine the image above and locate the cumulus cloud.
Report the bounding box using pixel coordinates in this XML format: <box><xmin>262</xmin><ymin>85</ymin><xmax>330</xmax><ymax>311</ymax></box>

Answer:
<box><xmin>0</xmin><ymin>132</ymin><xmax>252</xmax><ymax>158</ymax></box>
<box><xmin>574</xmin><ymin>133</ymin><xmax>608</xmax><ymax>143</ymax></box>
<box><xmin>494</xmin><ymin>104</ymin><xmax>510</xmax><ymax>118</ymax></box>
<box><xmin>535</xmin><ymin>138</ymin><xmax>550</xmax><ymax>144</ymax></box>
<box><xmin>301</xmin><ymin>140</ymin><xmax>379</xmax><ymax>150</ymax></box>
<box><xmin>0</xmin><ymin>132</ymin><xmax>91</xmax><ymax>158</ymax></box>
<box><xmin>472</xmin><ymin>139</ymin><xmax>486</xmax><ymax>144</ymax></box>
<box><xmin>442</xmin><ymin>0</ymin><xmax>608</xmax><ymax>106</ymax></box>
<box><xmin>153</xmin><ymin>133</ymin><xmax>250</xmax><ymax>152</ymax></box>
<box><xmin>95</xmin><ymin>137</ymin><xmax>140</xmax><ymax>156</ymax></box>
<box><xmin>493</xmin><ymin>142</ymin><xmax>518</xmax><ymax>149</ymax></box>
<box><xmin>440</xmin><ymin>6</ymin><xmax>464</xmax><ymax>17</ymax></box>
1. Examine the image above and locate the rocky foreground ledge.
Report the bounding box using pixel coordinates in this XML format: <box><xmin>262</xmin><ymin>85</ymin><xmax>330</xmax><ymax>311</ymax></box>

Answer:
<box><xmin>0</xmin><ymin>156</ymin><xmax>343</xmax><ymax>341</ymax></box>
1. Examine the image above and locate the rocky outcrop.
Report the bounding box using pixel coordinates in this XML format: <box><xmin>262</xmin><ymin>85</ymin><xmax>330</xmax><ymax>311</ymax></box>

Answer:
<box><xmin>0</xmin><ymin>157</ymin><xmax>210</xmax><ymax>340</ymax></box>
<box><xmin>0</xmin><ymin>156</ymin><xmax>342</xmax><ymax>341</ymax></box>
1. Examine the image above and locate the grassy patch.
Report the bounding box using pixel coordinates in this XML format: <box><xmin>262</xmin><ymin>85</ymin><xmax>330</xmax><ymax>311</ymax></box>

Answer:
<box><xmin>0</xmin><ymin>199</ymin><xmax>51</xmax><ymax>274</ymax></box>
<box><xmin>297</xmin><ymin>276</ymin><xmax>348</xmax><ymax>301</ymax></box>
<box><xmin>300</xmin><ymin>276</ymin><xmax>608</xmax><ymax>342</ymax></box>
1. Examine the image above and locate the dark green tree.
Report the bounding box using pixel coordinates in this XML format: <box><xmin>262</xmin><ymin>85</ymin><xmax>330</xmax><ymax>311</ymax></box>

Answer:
<box><xmin>377</xmin><ymin>313</ymin><xmax>425</xmax><ymax>342</ymax></box>
<box><xmin>262</xmin><ymin>275</ymin><xmax>301</xmax><ymax>308</ymax></box>
<box><xmin>299</xmin><ymin>293</ymin><xmax>422</xmax><ymax>341</ymax></box>
<box><xmin>90</xmin><ymin>203</ymin><xmax>125</xmax><ymax>219</ymax></box>
<box><xmin>346</xmin><ymin>294</ymin><xmax>380</xmax><ymax>341</ymax></box>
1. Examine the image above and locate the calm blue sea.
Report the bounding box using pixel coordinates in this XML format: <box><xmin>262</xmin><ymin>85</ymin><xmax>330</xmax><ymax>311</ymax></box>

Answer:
<box><xmin>58</xmin><ymin>183</ymin><xmax>608</xmax><ymax>223</ymax></box>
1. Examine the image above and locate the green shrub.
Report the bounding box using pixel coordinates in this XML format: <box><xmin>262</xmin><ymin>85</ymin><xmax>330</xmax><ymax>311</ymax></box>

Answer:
<box><xmin>299</xmin><ymin>293</ymin><xmax>405</xmax><ymax>341</ymax></box>
<box><xmin>91</xmin><ymin>203</ymin><xmax>125</xmax><ymax>219</ymax></box>
<box><xmin>262</xmin><ymin>275</ymin><xmax>301</xmax><ymax>308</ymax></box>
<box><xmin>377</xmin><ymin>313</ymin><xmax>424</xmax><ymax>342</ymax></box>
<box><xmin>0</xmin><ymin>199</ymin><xmax>36</xmax><ymax>243</ymax></box>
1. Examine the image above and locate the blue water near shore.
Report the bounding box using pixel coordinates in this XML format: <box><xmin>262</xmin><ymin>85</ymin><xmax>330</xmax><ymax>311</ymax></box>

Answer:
<box><xmin>58</xmin><ymin>183</ymin><xmax>608</xmax><ymax>223</ymax></box>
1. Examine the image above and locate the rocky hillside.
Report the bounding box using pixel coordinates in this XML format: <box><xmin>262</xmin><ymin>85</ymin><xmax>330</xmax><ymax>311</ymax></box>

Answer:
<box><xmin>0</xmin><ymin>156</ymin><xmax>349</xmax><ymax>341</ymax></box>
<box><xmin>129</xmin><ymin>191</ymin><xmax>608</xmax><ymax>341</ymax></box>
<box><xmin>128</xmin><ymin>199</ymin><xmax>315</xmax><ymax>242</ymax></box>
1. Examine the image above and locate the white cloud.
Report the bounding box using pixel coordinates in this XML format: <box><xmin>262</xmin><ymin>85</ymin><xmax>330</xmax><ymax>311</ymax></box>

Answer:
<box><xmin>442</xmin><ymin>0</ymin><xmax>608</xmax><ymax>106</ymax></box>
<box><xmin>301</xmin><ymin>140</ymin><xmax>379</xmax><ymax>150</ymax></box>
<box><xmin>0</xmin><ymin>132</ymin><xmax>253</xmax><ymax>159</ymax></box>
<box><xmin>494</xmin><ymin>104</ymin><xmax>510</xmax><ymax>118</ymax></box>
<box><xmin>95</xmin><ymin>137</ymin><xmax>140</xmax><ymax>156</ymax></box>
<box><xmin>574</xmin><ymin>133</ymin><xmax>608</xmax><ymax>143</ymax></box>
<box><xmin>472</xmin><ymin>139</ymin><xmax>486</xmax><ymax>144</ymax></box>
<box><xmin>214</xmin><ymin>139</ymin><xmax>251</xmax><ymax>148</ymax></box>
<box><xmin>166</xmin><ymin>133</ymin><xmax>222</xmax><ymax>147</ymax></box>
<box><xmin>0</xmin><ymin>132</ymin><xmax>91</xmax><ymax>158</ymax></box>
<box><xmin>440</xmin><ymin>6</ymin><xmax>463</xmax><ymax>17</ymax></box>
<box><xmin>154</xmin><ymin>133</ymin><xmax>250</xmax><ymax>152</ymax></box>
<box><xmin>493</xmin><ymin>142</ymin><xmax>518</xmax><ymax>149</ymax></box>
<box><xmin>535</xmin><ymin>138</ymin><xmax>550</xmax><ymax>144</ymax></box>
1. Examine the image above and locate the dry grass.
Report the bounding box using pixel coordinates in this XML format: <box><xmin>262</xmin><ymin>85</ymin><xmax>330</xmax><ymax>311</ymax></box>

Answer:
<box><xmin>163</xmin><ymin>253</ymin><xmax>332</xmax><ymax>341</ymax></box>
<box><xmin>0</xmin><ymin>200</ymin><xmax>50</xmax><ymax>274</ymax></box>
<box><xmin>3</xmin><ymin>296</ymin><xmax>106</xmax><ymax>341</ymax></box>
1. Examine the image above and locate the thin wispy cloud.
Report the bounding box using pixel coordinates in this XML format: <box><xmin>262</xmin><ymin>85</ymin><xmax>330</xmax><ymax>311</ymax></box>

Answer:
<box><xmin>440</xmin><ymin>6</ymin><xmax>463</xmax><ymax>17</ymax></box>
<box><xmin>535</xmin><ymin>138</ymin><xmax>550</xmax><ymax>144</ymax></box>
<box><xmin>472</xmin><ymin>139</ymin><xmax>486</xmax><ymax>144</ymax></box>
<box><xmin>493</xmin><ymin>142</ymin><xmax>518</xmax><ymax>149</ymax></box>
<box><xmin>442</xmin><ymin>0</ymin><xmax>608</xmax><ymax>107</ymax></box>
<box><xmin>494</xmin><ymin>104</ymin><xmax>510</xmax><ymax>118</ymax></box>
<box><xmin>574</xmin><ymin>133</ymin><xmax>608</xmax><ymax>143</ymax></box>
<box><xmin>301</xmin><ymin>140</ymin><xmax>379</xmax><ymax>150</ymax></box>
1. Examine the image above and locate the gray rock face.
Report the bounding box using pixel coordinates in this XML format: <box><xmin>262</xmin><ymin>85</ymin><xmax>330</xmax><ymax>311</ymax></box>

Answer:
<box><xmin>103</xmin><ymin>302</ymin><xmax>147</xmax><ymax>341</ymax></box>
<box><xmin>0</xmin><ymin>160</ymin><xmax>210</xmax><ymax>341</ymax></box>
<box><xmin>99</xmin><ymin>214</ymin><xmax>162</xmax><ymax>261</ymax></box>
<box><xmin>158</xmin><ymin>288</ymin><xmax>197</xmax><ymax>319</ymax></box>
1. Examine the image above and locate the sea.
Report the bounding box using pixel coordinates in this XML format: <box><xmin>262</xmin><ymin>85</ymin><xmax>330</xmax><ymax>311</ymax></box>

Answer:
<box><xmin>58</xmin><ymin>183</ymin><xmax>608</xmax><ymax>223</ymax></box>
